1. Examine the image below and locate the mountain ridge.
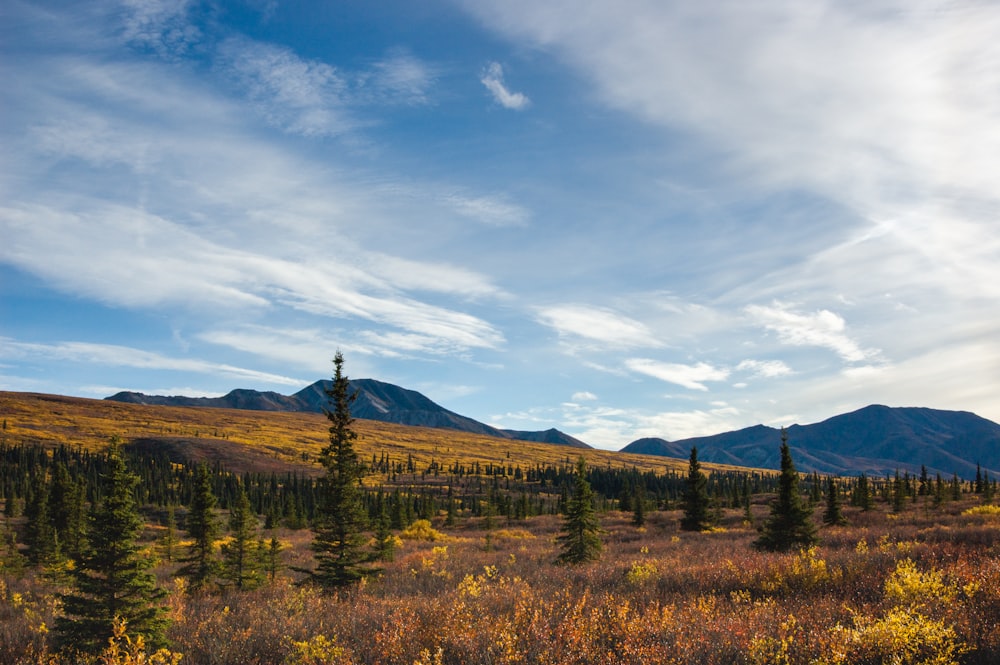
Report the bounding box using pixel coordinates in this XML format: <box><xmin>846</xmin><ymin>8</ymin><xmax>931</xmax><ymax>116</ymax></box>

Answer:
<box><xmin>621</xmin><ymin>404</ymin><xmax>1000</xmax><ymax>479</ymax></box>
<box><xmin>106</xmin><ymin>378</ymin><xmax>591</xmax><ymax>449</ymax></box>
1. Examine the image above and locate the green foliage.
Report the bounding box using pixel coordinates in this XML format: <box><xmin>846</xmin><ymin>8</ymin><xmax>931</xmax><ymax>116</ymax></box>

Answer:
<box><xmin>307</xmin><ymin>352</ymin><xmax>379</xmax><ymax>588</ymax></box>
<box><xmin>54</xmin><ymin>440</ymin><xmax>169</xmax><ymax>655</ymax></box>
<box><xmin>754</xmin><ymin>429</ymin><xmax>818</xmax><ymax>552</ymax></box>
<box><xmin>177</xmin><ymin>463</ymin><xmax>220</xmax><ymax>590</ymax></box>
<box><xmin>556</xmin><ymin>457</ymin><xmax>603</xmax><ymax>564</ymax></box>
<box><xmin>220</xmin><ymin>483</ymin><xmax>264</xmax><ymax>590</ymax></box>
<box><xmin>822</xmin><ymin>476</ymin><xmax>847</xmax><ymax>526</ymax></box>
<box><xmin>680</xmin><ymin>446</ymin><xmax>713</xmax><ymax>532</ymax></box>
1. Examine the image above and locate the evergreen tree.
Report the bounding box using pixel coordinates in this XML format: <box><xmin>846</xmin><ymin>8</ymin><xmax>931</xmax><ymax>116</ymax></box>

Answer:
<box><xmin>264</xmin><ymin>536</ymin><xmax>284</xmax><ymax>583</ymax></box>
<box><xmin>680</xmin><ymin>446</ymin><xmax>712</xmax><ymax>532</ymax></box>
<box><xmin>851</xmin><ymin>474</ymin><xmax>873</xmax><ymax>511</ymax></box>
<box><xmin>307</xmin><ymin>352</ymin><xmax>378</xmax><ymax>588</ymax></box>
<box><xmin>556</xmin><ymin>457</ymin><xmax>603</xmax><ymax>565</ymax></box>
<box><xmin>54</xmin><ymin>441</ymin><xmax>168</xmax><ymax>655</ymax></box>
<box><xmin>160</xmin><ymin>504</ymin><xmax>178</xmax><ymax>563</ymax></box>
<box><xmin>178</xmin><ymin>464</ymin><xmax>219</xmax><ymax>590</ymax></box>
<box><xmin>822</xmin><ymin>476</ymin><xmax>847</xmax><ymax>526</ymax></box>
<box><xmin>754</xmin><ymin>429</ymin><xmax>818</xmax><ymax>552</ymax></box>
<box><xmin>220</xmin><ymin>483</ymin><xmax>263</xmax><ymax>590</ymax></box>
<box><xmin>632</xmin><ymin>484</ymin><xmax>646</xmax><ymax>528</ymax></box>
<box><xmin>891</xmin><ymin>470</ymin><xmax>906</xmax><ymax>513</ymax></box>
<box><xmin>24</xmin><ymin>472</ymin><xmax>59</xmax><ymax>566</ymax></box>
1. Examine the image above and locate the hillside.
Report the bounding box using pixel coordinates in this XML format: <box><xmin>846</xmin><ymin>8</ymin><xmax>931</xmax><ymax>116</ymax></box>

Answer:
<box><xmin>622</xmin><ymin>404</ymin><xmax>1000</xmax><ymax>478</ymax></box>
<box><xmin>108</xmin><ymin>378</ymin><xmax>591</xmax><ymax>449</ymax></box>
<box><xmin>0</xmin><ymin>391</ymin><xmax>697</xmax><ymax>477</ymax></box>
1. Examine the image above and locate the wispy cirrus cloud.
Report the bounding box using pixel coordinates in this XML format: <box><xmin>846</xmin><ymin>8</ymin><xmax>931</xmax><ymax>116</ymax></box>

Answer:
<box><xmin>480</xmin><ymin>62</ymin><xmax>530</xmax><ymax>110</ymax></box>
<box><xmin>217</xmin><ymin>37</ymin><xmax>355</xmax><ymax>138</ymax></box>
<box><xmin>0</xmin><ymin>338</ymin><xmax>304</xmax><ymax>386</ymax></box>
<box><xmin>736</xmin><ymin>359</ymin><xmax>793</xmax><ymax>379</ymax></box>
<box><xmin>744</xmin><ymin>302</ymin><xmax>876</xmax><ymax>363</ymax></box>
<box><xmin>536</xmin><ymin>305</ymin><xmax>661</xmax><ymax>350</ymax></box>
<box><xmin>625</xmin><ymin>358</ymin><xmax>729</xmax><ymax>392</ymax></box>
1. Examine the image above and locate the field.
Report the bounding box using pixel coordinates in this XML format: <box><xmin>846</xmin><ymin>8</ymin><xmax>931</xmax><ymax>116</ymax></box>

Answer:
<box><xmin>2</xmin><ymin>392</ymin><xmax>1000</xmax><ymax>664</ymax></box>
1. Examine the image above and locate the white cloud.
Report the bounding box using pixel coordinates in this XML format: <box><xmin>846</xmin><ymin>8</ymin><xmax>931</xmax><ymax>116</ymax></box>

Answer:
<box><xmin>480</xmin><ymin>62</ymin><xmax>530</xmax><ymax>110</ymax></box>
<box><xmin>364</xmin><ymin>52</ymin><xmax>435</xmax><ymax>105</ymax></box>
<box><xmin>0</xmin><ymin>338</ymin><xmax>304</xmax><ymax>386</ymax></box>
<box><xmin>536</xmin><ymin>305</ymin><xmax>661</xmax><ymax>349</ymax></box>
<box><xmin>736</xmin><ymin>359</ymin><xmax>793</xmax><ymax>378</ymax></box>
<box><xmin>571</xmin><ymin>391</ymin><xmax>598</xmax><ymax>402</ymax></box>
<box><xmin>217</xmin><ymin>37</ymin><xmax>355</xmax><ymax>137</ymax></box>
<box><xmin>744</xmin><ymin>302</ymin><xmax>875</xmax><ymax>363</ymax></box>
<box><xmin>445</xmin><ymin>193</ymin><xmax>530</xmax><ymax>227</ymax></box>
<box><xmin>625</xmin><ymin>358</ymin><xmax>729</xmax><ymax>391</ymax></box>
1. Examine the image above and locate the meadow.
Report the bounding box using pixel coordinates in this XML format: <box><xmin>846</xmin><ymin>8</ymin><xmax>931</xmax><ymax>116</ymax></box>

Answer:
<box><xmin>2</xmin><ymin>392</ymin><xmax>1000</xmax><ymax>664</ymax></box>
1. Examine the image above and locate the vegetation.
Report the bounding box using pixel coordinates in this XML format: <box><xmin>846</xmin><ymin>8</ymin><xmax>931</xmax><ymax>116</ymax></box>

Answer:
<box><xmin>680</xmin><ymin>446</ymin><xmax>713</xmax><ymax>532</ymax></box>
<box><xmin>306</xmin><ymin>352</ymin><xmax>379</xmax><ymax>588</ymax></box>
<box><xmin>53</xmin><ymin>440</ymin><xmax>169</xmax><ymax>656</ymax></box>
<box><xmin>556</xmin><ymin>457</ymin><xmax>603</xmax><ymax>564</ymax></box>
<box><xmin>3</xmin><ymin>390</ymin><xmax>1000</xmax><ymax>663</ymax></box>
<box><xmin>754</xmin><ymin>429</ymin><xmax>818</xmax><ymax>552</ymax></box>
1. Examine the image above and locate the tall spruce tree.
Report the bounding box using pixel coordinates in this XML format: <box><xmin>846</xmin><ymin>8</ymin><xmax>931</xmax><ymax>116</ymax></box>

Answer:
<box><xmin>178</xmin><ymin>463</ymin><xmax>219</xmax><ymax>590</ymax></box>
<box><xmin>556</xmin><ymin>457</ymin><xmax>603</xmax><ymax>564</ymax></box>
<box><xmin>24</xmin><ymin>472</ymin><xmax>59</xmax><ymax>566</ymax></box>
<box><xmin>307</xmin><ymin>351</ymin><xmax>378</xmax><ymax>588</ymax></box>
<box><xmin>220</xmin><ymin>482</ymin><xmax>263</xmax><ymax>590</ymax></box>
<box><xmin>54</xmin><ymin>441</ymin><xmax>168</xmax><ymax>655</ymax></box>
<box><xmin>680</xmin><ymin>446</ymin><xmax>712</xmax><ymax>531</ymax></box>
<box><xmin>754</xmin><ymin>429</ymin><xmax>818</xmax><ymax>551</ymax></box>
<box><xmin>822</xmin><ymin>476</ymin><xmax>847</xmax><ymax>526</ymax></box>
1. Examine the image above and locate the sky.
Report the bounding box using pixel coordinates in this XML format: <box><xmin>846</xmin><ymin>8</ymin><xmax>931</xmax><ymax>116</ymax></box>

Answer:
<box><xmin>2</xmin><ymin>0</ymin><xmax>1000</xmax><ymax>450</ymax></box>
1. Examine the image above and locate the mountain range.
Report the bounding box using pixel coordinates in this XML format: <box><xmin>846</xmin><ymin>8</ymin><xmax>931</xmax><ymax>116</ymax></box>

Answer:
<box><xmin>622</xmin><ymin>404</ymin><xmax>1000</xmax><ymax>479</ymax></box>
<box><xmin>107</xmin><ymin>382</ymin><xmax>1000</xmax><ymax>479</ymax></box>
<box><xmin>106</xmin><ymin>379</ymin><xmax>591</xmax><ymax>449</ymax></box>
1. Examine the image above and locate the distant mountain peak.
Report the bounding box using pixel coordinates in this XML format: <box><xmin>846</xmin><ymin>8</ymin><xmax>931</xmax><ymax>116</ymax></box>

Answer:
<box><xmin>621</xmin><ymin>405</ymin><xmax>1000</xmax><ymax>479</ymax></box>
<box><xmin>106</xmin><ymin>379</ymin><xmax>591</xmax><ymax>449</ymax></box>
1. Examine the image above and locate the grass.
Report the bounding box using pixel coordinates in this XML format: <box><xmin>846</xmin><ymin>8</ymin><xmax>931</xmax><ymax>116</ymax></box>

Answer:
<box><xmin>4</xmin><ymin>391</ymin><xmax>999</xmax><ymax>663</ymax></box>
<box><xmin>0</xmin><ymin>391</ymin><xmax>752</xmax><ymax>478</ymax></box>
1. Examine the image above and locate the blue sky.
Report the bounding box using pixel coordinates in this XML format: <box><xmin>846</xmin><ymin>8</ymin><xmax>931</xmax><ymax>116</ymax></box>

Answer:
<box><xmin>3</xmin><ymin>0</ymin><xmax>1000</xmax><ymax>450</ymax></box>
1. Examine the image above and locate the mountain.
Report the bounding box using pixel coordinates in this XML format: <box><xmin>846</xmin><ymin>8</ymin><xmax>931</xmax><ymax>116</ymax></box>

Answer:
<box><xmin>107</xmin><ymin>379</ymin><xmax>591</xmax><ymax>449</ymax></box>
<box><xmin>621</xmin><ymin>405</ymin><xmax>1000</xmax><ymax>478</ymax></box>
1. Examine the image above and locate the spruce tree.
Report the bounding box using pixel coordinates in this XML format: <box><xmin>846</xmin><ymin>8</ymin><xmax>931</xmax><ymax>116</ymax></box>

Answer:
<box><xmin>822</xmin><ymin>476</ymin><xmax>847</xmax><ymax>526</ymax></box>
<box><xmin>307</xmin><ymin>351</ymin><xmax>378</xmax><ymax>588</ymax></box>
<box><xmin>220</xmin><ymin>483</ymin><xmax>263</xmax><ymax>590</ymax></box>
<box><xmin>54</xmin><ymin>441</ymin><xmax>168</xmax><ymax>655</ymax></box>
<box><xmin>178</xmin><ymin>463</ymin><xmax>219</xmax><ymax>590</ymax></box>
<box><xmin>680</xmin><ymin>446</ymin><xmax>712</xmax><ymax>531</ymax></box>
<box><xmin>556</xmin><ymin>457</ymin><xmax>603</xmax><ymax>564</ymax></box>
<box><xmin>24</xmin><ymin>472</ymin><xmax>59</xmax><ymax>566</ymax></box>
<box><xmin>632</xmin><ymin>484</ymin><xmax>646</xmax><ymax>528</ymax></box>
<box><xmin>754</xmin><ymin>429</ymin><xmax>818</xmax><ymax>552</ymax></box>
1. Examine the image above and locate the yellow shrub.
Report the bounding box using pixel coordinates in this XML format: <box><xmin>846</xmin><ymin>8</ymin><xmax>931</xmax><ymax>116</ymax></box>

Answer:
<box><xmin>847</xmin><ymin>607</ymin><xmax>968</xmax><ymax>665</ymax></box>
<box><xmin>625</xmin><ymin>560</ymin><xmax>659</xmax><ymax>587</ymax></box>
<box><xmin>400</xmin><ymin>520</ymin><xmax>446</xmax><ymax>541</ymax></box>
<box><xmin>884</xmin><ymin>559</ymin><xmax>957</xmax><ymax>611</ymax></box>
<box><xmin>962</xmin><ymin>504</ymin><xmax>1000</xmax><ymax>516</ymax></box>
<box><xmin>284</xmin><ymin>634</ymin><xmax>350</xmax><ymax>665</ymax></box>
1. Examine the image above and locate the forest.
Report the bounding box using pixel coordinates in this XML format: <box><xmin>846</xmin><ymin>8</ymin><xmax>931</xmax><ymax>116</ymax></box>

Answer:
<box><xmin>2</xmin><ymin>380</ymin><xmax>1000</xmax><ymax>664</ymax></box>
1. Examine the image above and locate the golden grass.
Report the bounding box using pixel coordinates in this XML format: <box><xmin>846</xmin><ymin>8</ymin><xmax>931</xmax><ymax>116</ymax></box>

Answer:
<box><xmin>0</xmin><ymin>392</ymin><xmax>756</xmax><ymax>478</ymax></box>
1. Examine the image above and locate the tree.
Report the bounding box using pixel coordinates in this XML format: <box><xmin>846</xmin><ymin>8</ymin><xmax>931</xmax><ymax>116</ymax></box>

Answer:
<box><xmin>23</xmin><ymin>472</ymin><xmax>59</xmax><ymax>566</ymax></box>
<box><xmin>680</xmin><ymin>446</ymin><xmax>713</xmax><ymax>532</ymax></box>
<box><xmin>54</xmin><ymin>441</ymin><xmax>169</xmax><ymax>655</ymax></box>
<box><xmin>822</xmin><ymin>476</ymin><xmax>847</xmax><ymax>526</ymax></box>
<box><xmin>632</xmin><ymin>483</ymin><xmax>646</xmax><ymax>528</ymax></box>
<box><xmin>754</xmin><ymin>429</ymin><xmax>818</xmax><ymax>552</ymax></box>
<box><xmin>556</xmin><ymin>457</ymin><xmax>603</xmax><ymax>564</ymax></box>
<box><xmin>178</xmin><ymin>463</ymin><xmax>219</xmax><ymax>590</ymax></box>
<box><xmin>307</xmin><ymin>351</ymin><xmax>378</xmax><ymax>588</ymax></box>
<box><xmin>220</xmin><ymin>482</ymin><xmax>263</xmax><ymax>590</ymax></box>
